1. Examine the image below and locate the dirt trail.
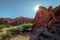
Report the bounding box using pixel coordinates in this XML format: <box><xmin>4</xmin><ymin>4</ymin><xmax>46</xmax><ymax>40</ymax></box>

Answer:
<box><xmin>1</xmin><ymin>26</ymin><xmax>16</xmax><ymax>31</ymax></box>
<box><xmin>0</xmin><ymin>26</ymin><xmax>30</xmax><ymax>40</ymax></box>
<box><xmin>0</xmin><ymin>26</ymin><xmax>17</xmax><ymax>35</ymax></box>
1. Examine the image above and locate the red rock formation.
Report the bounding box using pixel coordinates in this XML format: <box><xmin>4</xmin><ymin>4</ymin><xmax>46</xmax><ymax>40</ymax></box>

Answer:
<box><xmin>54</xmin><ymin>5</ymin><xmax>60</xmax><ymax>17</ymax></box>
<box><xmin>33</xmin><ymin>5</ymin><xmax>60</xmax><ymax>28</ymax></box>
<box><xmin>33</xmin><ymin>6</ymin><xmax>51</xmax><ymax>27</ymax></box>
<box><xmin>51</xmin><ymin>5</ymin><xmax>60</xmax><ymax>27</ymax></box>
<box><xmin>30</xmin><ymin>5</ymin><xmax>60</xmax><ymax>40</ymax></box>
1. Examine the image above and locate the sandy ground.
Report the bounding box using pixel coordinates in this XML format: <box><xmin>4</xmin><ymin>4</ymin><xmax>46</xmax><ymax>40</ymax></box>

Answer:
<box><xmin>10</xmin><ymin>33</ymin><xmax>30</xmax><ymax>40</ymax></box>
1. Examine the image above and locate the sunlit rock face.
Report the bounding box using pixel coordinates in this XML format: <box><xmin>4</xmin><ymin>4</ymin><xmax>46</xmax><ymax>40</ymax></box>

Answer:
<box><xmin>33</xmin><ymin>6</ymin><xmax>60</xmax><ymax>28</ymax></box>
<box><xmin>33</xmin><ymin>6</ymin><xmax>52</xmax><ymax>27</ymax></box>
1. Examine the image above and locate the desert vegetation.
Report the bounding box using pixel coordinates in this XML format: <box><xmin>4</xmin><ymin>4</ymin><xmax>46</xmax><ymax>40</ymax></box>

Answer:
<box><xmin>0</xmin><ymin>23</ymin><xmax>34</xmax><ymax>40</ymax></box>
<box><xmin>0</xmin><ymin>24</ymin><xmax>12</xmax><ymax>29</ymax></box>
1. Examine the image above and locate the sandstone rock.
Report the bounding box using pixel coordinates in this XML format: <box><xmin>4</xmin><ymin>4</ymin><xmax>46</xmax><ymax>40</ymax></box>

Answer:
<box><xmin>33</xmin><ymin>6</ymin><xmax>51</xmax><ymax>27</ymax></box>
<box><xmin>53</xmin><ymin>5</ymin><xmax>60</xmax><ymax>17</ymax></box>
<box><xmin>33</xmin><ymin>5</ymin><xmax>60</xmax><ymax>28</ymax></box>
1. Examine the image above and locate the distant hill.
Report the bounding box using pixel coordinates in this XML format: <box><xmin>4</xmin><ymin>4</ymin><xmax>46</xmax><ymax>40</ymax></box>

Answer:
<box><xmin>0</xmin><ymin>17</ymin><xmax>33</xmax><ymax>26</ymax></box>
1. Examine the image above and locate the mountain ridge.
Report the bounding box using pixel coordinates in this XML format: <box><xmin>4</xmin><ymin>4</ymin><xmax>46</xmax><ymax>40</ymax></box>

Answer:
<box><xmin>0</xmin><ymin>16</ymin><xmax>33</xmax><ymax>26</ymax></box>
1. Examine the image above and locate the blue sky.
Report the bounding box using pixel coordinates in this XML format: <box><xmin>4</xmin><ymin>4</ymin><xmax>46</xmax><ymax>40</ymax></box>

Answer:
<box><xmin>0</xmin><ymin>0</ymin><xmax>60</xmax><ymax>18</ymax></box>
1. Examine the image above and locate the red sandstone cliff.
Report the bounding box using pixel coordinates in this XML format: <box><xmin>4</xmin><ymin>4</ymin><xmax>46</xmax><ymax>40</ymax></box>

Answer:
<box><xmin>33</xmin><ymin>5</ymin><xmax>60</xmax><ymax>27</ymax></box>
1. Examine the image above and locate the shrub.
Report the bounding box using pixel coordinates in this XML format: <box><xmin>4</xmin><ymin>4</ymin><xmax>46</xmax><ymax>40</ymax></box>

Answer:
<box><xmin>5</xmin><ymin>24</ymin><xmax>12</xmax><ymax>28</ymax></box>
<box><xmin>16</xmin><ymin>23</ymin><xmax>34</xmax><ymax>32</ymax></box>
<box><xmin>23</xmin><ymin>23</ymin><xmax>34</xmax><ymax>28</ymax></box>
<box><xmin>7</xmin><ymin>28</ymin><xmax>19</xmax><ymax>35</ymax></box>
<box><xmin>0</xmin><ymin>24</ymin><xmax>12</xmax><ymax>29</ymax></box>
<box><xmin>16</xmin><ymin>26</ymin><xmax>24</xmax><ymax>32</ymax></box>
<box><xmin>6</xmin><ymin>26</ymin><xmax>24</xmax><ymax>35</ymax></box>
<box><xmin>0</xmin><ymin>24</ymin><xmax>6</xmax><ymax>29</ymax></box>
<box><xmin>21</xmin><ymin>23</ymin><xmax>34</xmax><ymax>32</ymax></box>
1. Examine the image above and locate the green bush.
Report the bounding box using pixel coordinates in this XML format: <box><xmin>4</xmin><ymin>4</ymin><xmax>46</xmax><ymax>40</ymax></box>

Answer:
<box><xmin>16</xmin><ymin>26</ymin><xmax>24</xmax><ymax>32</ymax></box>
<box><xmin>0</xmin><ymin>24</ymin><xmax>6</xmax><ymax>29</ymax></box>
<box><xmin>7</xmin><ymin>28</ymin><xmax>17</xmax><ymax>35</ymax></box>
<box><xmin>7</xmin><ymin>28</ymin><xmax>19</xmax><ymax>35</ymax></box>
<box><xmin>22</xmin><ymin>23</ymin><xmax>34</xmax><ymax>28</ymax></box>
<box><xmin>0</xmin><ymin>24</ymin><xmax>12</xmax><ymax>29</ymax></box>
<box><xmin>5</xmin><ymin>24</ymin><xmax>12</xmax><ymax>28</ymax></box>
<box><xmin>21</xmin><ymin>23</ymin><xmax>34</xmax><ymax>32</ymax></box>
<box><xmin>6</xmin><ymin>26</ymin><xmax>24</xmax><ymax>35</ymax></box>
